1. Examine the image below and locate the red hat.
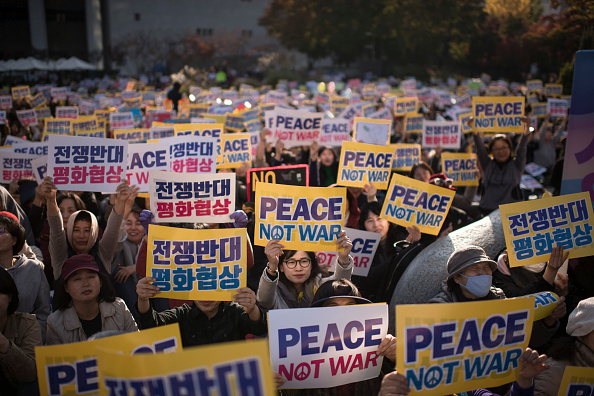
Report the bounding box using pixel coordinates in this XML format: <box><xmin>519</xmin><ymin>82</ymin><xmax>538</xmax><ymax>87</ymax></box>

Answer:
<box><xmin>61</xmin><ymin>254</ymin><xmax>100</xmax><ymax>280</ymax></box>
<box><xmin>0</xmin><ymin>211</ymin><xmax>19</xmax><ymax>223</ymax></box>
<box><xmin>429</xmin><ymin>173</ymin><xmax>456</xmax><ymax>190</ymax></box>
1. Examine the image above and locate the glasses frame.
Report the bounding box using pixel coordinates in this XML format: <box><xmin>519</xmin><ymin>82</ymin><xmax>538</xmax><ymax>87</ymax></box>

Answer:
<box><xmin>283</xmin><ymin>257</ymin><xmax>312</xmax><ymax>269</ymax></box>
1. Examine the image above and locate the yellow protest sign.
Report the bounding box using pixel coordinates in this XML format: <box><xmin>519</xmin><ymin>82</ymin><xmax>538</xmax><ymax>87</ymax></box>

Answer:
<box><xmin>380</xmin><ymin>173</ymin><xmax>454</xmax><ymax>235</ymax></box>
<box><xmin>337</xmin><ymin>141</ymin><xmax>393</xmax><ymax>189</ymax></box>
<box><xmin>31</xmin><ymin>92</ymin><xmax>47</xmax><ymax>108</ymax></box>
<box><xmin>526</xmin><ymin>79</ymin><xmax>543</xmax><ymax>93</ymax></box>
<box><xmin>224</xmin><ymin>112</ymin><xmax>245</xmax><ymax>132</ymax></box>
<box><xmin>112</xmin><ymin>128</ymin><xmax>151</xmax><ymax>142</ymax></box>
<box><xmin>390</xmin><ymin>143</ymin><xmax>421</xmax><ymax>171</ymax></box>
<box><xmin>146</xmin><ymin>225</ymin><xmax>247</xmax><ymax>300</ymax></box>
<box><xmin>255</xmin><ymin>182</ymin><xmax>346</xmax><ymax>251</ymax></box>
<box><xmin>441</xmin><ymin>152</ymin><xmax>479</xmax><ymax>186</ymax></box>
<box><xmin>36</xmin><ymin>324</ymin><xmax>181</xmax><ymax>396</ymax></box>
<box><xmin>173</xmin><ymin>122</ymin><xmax>224</xmax><ymax>140</ymax></box>
<box><xmin>545</xmin><ymin>83</ymin><xmax>563</xmax><ymax>98</ymax></box>
<box><xmin>217</xmin><ymin>132</ymin><xmax>252</xmax><ymax>169</ymax></box>
<box><xmin>11</xmin><ymin>85</ymin><xmax>30</xmax><ymax>100</ymax></box>
<box><xmin>394</xmin><ymin>97</ymin><xmax>419</xmax><ymax>116</ymax></box>
<box><xmin>396</xmin><ymin>298</ymin><xmax>534</xmax><ymax>396</ymax></box>
<box><xmin>97</xmin><ymin>339</ymin><xmax>276</xmax><ymax>396</ymax></box>
<box><xmin>404</xmin><ymin>113</ymin><xmax>423</xmax><ymax>133</ymax></box>
<box><xmin>557</xmin><ymin>366</ymin><xmax>594</xmax><ymax>396</ymax></box>
<box><xmin>472</xmin><ymin>96</ymin><xmax>525</xmax><ymax>133</ymax></box>
<box><xmin>208</xmin><ymin>114</ymin><xmax>227</xmax><ymax>124</ymax></box>
<box><xmin>515</xmin><ymin>291</ymin><xmax>559</xmax><ymax>321</ymax></box>
<box><xmin>72</xmin><ymin>116</ymin><xmax>99</xmax><ymax>133</ymax></box>
<box><xmin>44</xmin><ymin>119</ymin><xmax>73</xmax><ymax>135</ymax></box>
<box><xmin>330</xmin><ymin>96</ymin><xmax>349</xmax><ymax>114</ymax></box>
<box><xmin>188</xmin><ymin>104</ymin><xmax>209</xmax><ymax>118</ymax></box>
<box><xmin>500</xmin><ymin>192</ymin><xmax>594</xmax><ymax>267</ymax></box>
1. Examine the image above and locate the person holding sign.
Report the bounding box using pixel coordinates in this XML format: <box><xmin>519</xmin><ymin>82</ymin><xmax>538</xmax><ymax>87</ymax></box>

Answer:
<box><xmin>135</xmin><ymin>277</ymin><xmax>267</xmax><ymax>348</ymax></box>
<box><xmin>47</xmin><ymin>254</ymin><xmax>138</xmax><ymax>344</ymax></box>
<box><xmin>309</xmin><ymin>141</ymin><xmax>340</xmax><ymax>188</ymax></box>
<box><xmin>257</xmin><ymin>231</ymin><xmax>353</xmax><ymax>309</ymax></box>
<box><xmin>470</xmin><ymin>116</ymin><xmax>531</xmax><ymax>215</ymax></box>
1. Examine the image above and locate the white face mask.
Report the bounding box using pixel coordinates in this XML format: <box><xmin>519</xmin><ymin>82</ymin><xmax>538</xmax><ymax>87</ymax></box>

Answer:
<box><xmin>524</xmin><ymin>262</ymin><xmax>546</xmax><ymax>273</ymax></box>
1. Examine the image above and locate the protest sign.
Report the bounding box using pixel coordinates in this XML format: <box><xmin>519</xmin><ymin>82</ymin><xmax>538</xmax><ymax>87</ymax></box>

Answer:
<box><xmin>162</xmin><ymin>135</ymin><xmax>217</xmax><ymax>174</ymax></box>
<box><xmin>515</xmin><ymin>291</ymin><xmax>559</xmax><ymax>321</ymax></box>
<box><xmin>456</xmin><ymin>95</ymin><xmax>472</xmax><ymax>108</ymax></box>
<box><xmin>218</xmin><ymin>132</ymin><xmax>251</xmax><ymax>168</ymax></box>
<box><xmin>72</xmin><ymin>116</ymin><xmax>99</xmax><ymax>134</ymax></box>
<box><xmin>459</xmin><ymin>111</ymin><xmax>474</xmax><ymax>134</ymax></box>
<box><xmin>30</xmin><ymin>157</ymin><xmax>47</xmax><ymax>184</ymax></box>
<box><xmin>391</xmin><ymin>143</ymin><xmax>421</xmax><ymax>171</ymax></box>
<box><xmin>149</xmin><ymin>170</ymin><xmax>235</xmax><ymax>223</ymax></box>
<box><xmin>380</xmin><ymin>173</ymin><xmax>455</xmax><ymax>235</ymax></box>
<box><xmin>56</xmin><ymin>106</ymin><xmax>79</xmax><ymax>119</ymax></box>
<box><xmin>79</xmin><ymin>99</ymin><xmax>96</xmax><ymax>115</ymax></box>
<box><xmin>526</xmin><ymin>79</ymin><xmax>543</xmax><ymax>93</ymax></box>
<box><xmin>337</xmin><ymin>141</ymin><xmax>393</xmax><ymax>190</ymax></box>
<box><xmin>352</xmin><ymin>118</ymin><xmax>391</xmax><ymax>146</ymax></box>
<box><xmin>109</xmin><ymin>112</ymin><xmax>135</xmax><ymax>130</ymax></box>
<box><xmin>317</xmin><ymin>227</ymin><xmax>381</xmax><ymax>277</ymax></box>
<box><xmin>368</xmin><ymin>107</ymin><xmax>393</xmax><ymax>121</ymax></box>
<box><xmin>4</xmin><ymin>135</ymin><xmax>25</xmax><ymax>145</ymax></box>
<box><xmin>77</xmin><ymin>129</ymin><xmax>106</xmax><ymax>138</ymax></box>
<box><xmin>11</xmin><ymin>141</ymin><xmax>48</xmax><ymax>157</ymax></box>
<box><xmin>245</xmin><ymin>118</ymin><xmax>263</xmax><ymax>133</ymax></box>
<box><xmin>360</xmin><ymin>103</ymin><xmax>375</xmax><ymax>117</ymax></box>
<box><xmin>394</xmin><ymin>97</ymin><xmax>419</xmax><ymax>117</ymax></box>
<box><xmin>146</xmin><ymin>225</ymin><xmax>247</xmax><ymax>300</ymax></box>
<box><xmin>113</xmin><ymin>128</ymin><xmax>151</xmax><ymax>143</ymax></box>
<box><xmin>330</xmin><ymin>96</ymin><xmax>350</xmax><ymax>114</ymax></box>
<box><xmin>402</xmin><ymin>78</ymin><xmax>417</xmax><ymax>92</ymax></box>
<box><xmin>472</xmin><ymin>97</ymin><xmax>525</xmax><ymax>133</ymax></box>
<box><xmin>36</xmin><ymin>324</ymin><xmax>181</xmax><ymax>396</ymax></box>
<box><xmin>396</xmin><ymin>298</ymin><xmax>534</xmax><ymax>396</ymax></box>
<box><xmin>188</xmin><ymin>104</ymin><xmax>209</xmax><ymax>118</ymax></box>
<box><xmin>531</xmin><ymin>103</ymin><xmax>548</xmax><ymax>118</ymax></box>
<box><xmin>321</xmin><ymin>118</ymin><xmax>351</xmax><ymax>146</ymax></box>
<box><xmin>0</xmin><ymin>110</ymin><xmax>5</xmax><ymax>125</ymax></box>
<box><xmin>269</xmin><ymin>304</ymin><xmax>388</xmax><ymax>389</ymax></box>
<box><xmin>34</xmin><ymin>107</ymin><xmax>51</xmax><ymax>120</ymax></box>
<box><xmin>97</xmin><ymin>339</ymin><xmax>276</xmax><ymax>396</ymax></box>
<box><xmin>422</xmin><ymin>120</ymin><xmax>461</xmax><ymax>149</ymax></box>
<box><xmin>16</xmin><ymin>109</ymin><xmax>37</xmax><ymax>127</ymax></box>
<box><xmin>224</xmin><ymin>112</ymin><xmax>245</xmax><ymax>132</ymax></box>
<box><xmin>255</xmin><ymin>182</ymin><xmax>346</xmax><ymax>251</ymax></box>
<box><xmin>265</xmin><ymin>90</ymin><xmax>288</xmax><ymax>105</ymax></box>
<box><xmin>0</xmin><ymin>152</ymin><xmax>36</xmax><ymax>182</ymax></box>
<box><xmin>556</xmin><ymin>366</ymin><xmax>594</xmax><ymax>396</ymax></box>
<box><xmin>31</xmin><ymin>92</ymin><xmax>47</xmax><ymax>108</ymax></box>
<box><xmin>51</xmin><ymin>87</ymin><xmax>68</xmax><ymax>100</ymax></box>
<box><xmin>500</xmin><ymin>192</ymin><xmax>594</xmax><ymax>267</ymax></box>
<box><xmin>11</xmin><ymin>85</ymin><xmax>30</xmax><ymax>100</ymax></box>
<box><xmin>0</xmin><ymin>95</ymin><xmax>12</xmax><ymax>109</ymax></box>
<box><xmin>150</xmin><ymin>126</ymin><xmax>175</xmax><ymax>140</ymax></box>
<box><xmin>47</xmin><ymin>135</ymin><xmax>128</xmax><ymax>193</ymax></box>
<box><xmin>441</xmin><ymin>152</ymin><xmax>478</xmax><ymax>186</ymax></box>
<box><xmin>45</xmin><ymin>119</ymin><xmax>73</xmax><ymax>135</ymax></box>
<box><xmin>247</xmin><ymin>164</ymin><xmax>308</xmax><ymax>201</ymax></box>
<box><xmin>520</xmin><ymin>174</ymin><xmax>543</xmax><ymax>190</ymax></box>
<box><xmin>173</xmin><ymin>122</ymin><xmax>223</xmax><ymax>141</ymax></box>
<box><xmin>545</xmin><ymin>83</ymin><xmax>563</xmax><ymax>98</ymax></box>
<box><xmin>404</xmin><ymin>113</ymin><xmax>423</xmax><ymax>133</ymax></box>
<box><xmin>548</xmin><ymin>98</ymin><xmax>569</xmax><ymax>118</ymax></box>
<box><xmin>524</xmin><ymin>162</ymin><xmax>547</xmax><ymax>177</ymax></box>
<box><xmin>265</xmin><ymin>108</ymin><xmax>324</xmax><ymax>148</ymax></box>
<box><xmin>125</xmin><ymin>142</ymin><xmax>169</xmax><ymax>191</ymax></box>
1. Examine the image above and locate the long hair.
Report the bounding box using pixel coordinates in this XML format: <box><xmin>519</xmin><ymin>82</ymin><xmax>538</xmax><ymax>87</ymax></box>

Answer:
<box><xmin>0</xmin><ymin>268</ymin><xmax>19</xmax><ymax>315</ymax></box>
<box><xmin>53</xmin><ymin>271</ymin><xmax>116</xmax><ymax>311</ymax></box>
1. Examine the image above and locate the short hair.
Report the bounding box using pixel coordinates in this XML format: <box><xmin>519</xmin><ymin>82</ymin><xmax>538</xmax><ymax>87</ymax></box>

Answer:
<box><xmin>311</xmin><ymin>279</ymin><xmax>361</xmax><ymax>306</ymax></box>
<box><xmin>408</xmin><ymin>162</ymin><xmax>434</xmax><ymax>178</ymax></box>
<box><xmin>53</xmin><ymin>270</ymin><xmax>116</xmax><ymax>311</ymax></box>
<box><xmin>0</xmin><ymin>213</ymin><xmax>25</xmax><ymax>254</ymax></box>
<box><xmin>0</xmin><ymin>268</ymin><xmax>19</xmax><ymax>315</ymax></box>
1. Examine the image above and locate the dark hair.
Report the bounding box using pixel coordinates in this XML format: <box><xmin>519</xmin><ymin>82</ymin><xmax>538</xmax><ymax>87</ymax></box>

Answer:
<box><xmin>0</xmin><ymin>214</ymin><xmax>25</xmax><ymax>254</ymax></box>
<box><xmin>318</xmin><ymin>146</ymin><xmax>337</xmax><ymax>162</ymax></box>
<box><xmin>408</xmin><ymin>162</ymin><xmax>434</xmax><ymax>179</ymax></box>
<box><xmin>57</xmin><ymin>192</ymin><xmax>87</xmax><ymax>211</ymax></box>
<box><xmin>278</xmin><ymin>250</ymin><xmax>320</xmax><ymax>290</ymax></box>
<box><xmin>487</xmin><ymin>134</ymin><xmax>513</xmax><ymax>156</ymax></box>
<box><xmin>548</xmin><ymin>336</ymin><xmax>579</xmax><ymax>361</ymax></box>
<box><xmin>311</xmin><ymin>279</ymin><xmax>361</xmax><ymax>306</ymax></box>
<box><xmin>73</xmin><ymin>210</ymin><xmax>92</xmax><ymax>225</ymax></box>
<box><xmin>53</xmin><ymin>270</ymin><xmax>116</xmax><ymax>311</ymax></box>
<box><xmin>358</xmin><ymin>201</ymin><xmax>383</xmax><ymax>230</ymax></box>
<box><xmin>0</xmin><ymin>268</ymin><xmax>19</xmax><ymax>315</ymax></box>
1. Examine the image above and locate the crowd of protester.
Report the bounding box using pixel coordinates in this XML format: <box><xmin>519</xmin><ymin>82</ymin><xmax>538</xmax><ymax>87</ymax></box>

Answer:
<box><xmin>0</xmin><ymin>74</ymin><xmax>592</xmax><ymax>396</ymax></box>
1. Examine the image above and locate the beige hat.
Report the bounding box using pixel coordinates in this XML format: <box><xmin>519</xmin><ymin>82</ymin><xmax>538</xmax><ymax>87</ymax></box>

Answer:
<box><xmin>566</xmin><ymin>297</ymin><xmax>594</xmax><ymax>337</ymax></box>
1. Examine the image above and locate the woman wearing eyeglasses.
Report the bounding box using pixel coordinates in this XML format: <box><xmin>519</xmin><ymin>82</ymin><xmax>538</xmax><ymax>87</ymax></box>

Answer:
<box><xmin>257</xmin><ymin>231</ymin><xmax>353</xmax><ymax>310</ymax></box>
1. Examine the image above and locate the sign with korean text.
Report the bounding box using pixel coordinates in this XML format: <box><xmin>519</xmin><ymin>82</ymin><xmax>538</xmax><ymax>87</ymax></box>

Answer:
<box><xmin>31</xmin><ymin>93</ymin><xmax>47</xmax><ymax>108</ymax></box>
<box><xmin>47</xmin><ymin>135</ymin><xmax>128</xmax><ymax>192</ymax></box>
<box><xmin>337</xmin><ymin>141</ymin><xmax>393</xmax><ymax>190</ymax></box>
<box><xmin>0</xmin><ymin>152</ymin><xmax>36</xmax><ymax>182</ymax></box>
<box><xmin>218</xmin><ymin>132</ymin><xmax>251</xmax><ymax>168</ymax></box>
<box><xmin>50</xmin><ymin>87</ymin><xmax>68</xmax><ymax>100</ymax></box>
<box><xmin>110</xmin><ymin>112</ymin><xmax>135</xmax><ymax>130</ymax></box>
<box><xmin>265</xmin><ymin>90</ymin><xmax>288</xmax><ymax>105</ymax></box>
<box><xmin>0</xmin><ymin>110</ymin><xmax>5</xmax><ymax>125</ymax></box>
<box><xmin>265</xmin><ymin>108</ymin><xmax>324</xmax><ymax>148</ymax></box>
<box><xmin>318</xmin><ymin>227</ymin><xmax>381</xmax><ymax>277</ymax></box>
<box><xmin>16</xmin><ymin>109</ymin><xmax>37</xmax><ymax>127</ymax></box>
<box><xmin>11</xmin><ymin>85</ymin><xmax>30</xmax><ymax>100</ymax></box>
<box><xmin>396</xmin><ymin>298</ymin><xmax>534</xmax><ymax>396</ymax></box>
<box><xmin>548</xmin><ymin>98</ymin><xmax>568</xmax><ymax>118</ymax></box>
<box><xmin>97</xmin><ymin>339</ymin><xmax>275</xmax><ymax>396</ymax></box>
<box><xmin>545</xmin><ymin>84</ymin><xmax>563</xmax><ymax>98</ymax></box>
<box><xmin>72</xmin><ymin>116</ymin><xmax>98</xmax><ymax>133</ymax></box>
<box><xmin>352</xmin><ymin>118</ymin><xmax>391</xmax><ymax>146</ymax></box>
<box><xmin>531</xmin><ymin>103</ymin><xmax>548</xmax><ymax>118</ymax></box>
<box><xmin>321</xmin><ymin>118</ymin><xmax>351</xmax><ymax>146</ymax></box>
<box><xmin>441</xmin><ymin>152</ymin><xmax>478</xmax><ymax>186</ymax></box>
<box><xmin>0</xmin><ymin>95</ymin><xmax>12</xmax><ymax>109</ymax></box>
<box><xmin>556</xmin><ymin>366</ymin><xmax>594</xmax><ymax>396</ymax></box>
<box><xmin>150</xmin><ymin>171</ymin><xmax>235</xmax><ymax>223</ymax></box>
<box><xmin>246</xmin><ymin>165</ymin><xmax>308</xmax><ymax>201</ymax></box>
<box><xmin>146</xmin><ymin>225</ymin><xmax>247</xmax><ymax>300</ymax></box>
<box><xmin>500</xmin><ymin>192</ymin><xmax>594</xmax><ymax>267</ymax></box>
<box><xmin>270</xmin><ymin>304</ymin><xmax>388</xmax><ymax>389</ymax></box>
<box><xmin>381</xmin><ymin>173</ymin><xmax>455</xmax><ymax>235</ymax></box>
<box><xmin>404</xmin><ymin>113</ymin><xmax>423</xmax><ymax>133</ymax></box>
<box><xmin>472</xmin><ymin>97</ymin><xmax>525</xmax><ymax>133</ymax></box>
<box><xmin>56</xmin><ymin>106</ymin><xmax>79</xmax><ymax>119</ymax></box>
<box><xmin>526</xmin><ymin>80</ymin><xmax>543</xmax><ymax>93</ymax></box>
<box><xmin>422</xmin><ymin>120</ymin><xmax>461</xmax><ymax>149</ymax></box>
<box><xmin>35</xmin><ymin>325</ymin><xmax>181</xmax><ymax>396</ymax></box>
<box><xmin>391</xmin><ymin>144</ymin><xmax>421</xmax><ymax>171</ymax></box>
<box><xmin>224</xmin><ymin>113</ymin><xmax>245</xmax><ymax>132</ymax></box>
<box><xmin>255</xmin><ymin>182</ymin><xmax>346</xmax><ymax>251</ymax></box>
<box><xmin>162</xmin><ymin>135</ymin><xmax>217</xmax><ymax>174</ymax></box>
<box><xmin>45</xmin><ymin>119</ymin><xmax>73</xmax><ymax>135</ymax></box>
<box><xmin>394</xmin><ymin>98</ymin><xmax>419</xmax><ymax>116</ymax></box>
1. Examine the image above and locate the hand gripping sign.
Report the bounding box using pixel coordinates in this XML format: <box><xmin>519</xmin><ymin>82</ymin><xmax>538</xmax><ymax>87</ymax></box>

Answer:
<box><xmin>396</xmin><ymin>298</ymin><xmax>534</xmax><ymax>396</ymax></box>
<box><xmin>380</xmin><ymin>173</ymin><xmax>455</xmax><ymax>235</ymax></box>
<box><xmin>317</xmin><ymin>228</ymin><xmax>381</xmax><ymax>277</ymax></box>
<box><xmin>556</xmin><ymin>366</ymin><xmax>594</xmax><ymax>396</ymax></box>
<box><xmin>499</xmin><ymin>192</ymin><xmax>594</xmax><ymax>267</ymax></box>
<box><xmin>255</xmin><ymin>182</ymin><xmax>346</xmax><ymax>252</ymax></box>
<box><xmin>97</xmin><ymin>339</ymin><xmax>276</xmax><ymax>396</ymax></box>
<box><xmin>269</xmin><ymin>304</ymin><xmax>388</xmax><ymax>389</ymax></box>
<box><xmin>35</xmin><ymin>324</ymin><xmax>181</xmax><ymax>396</ymax></box>
<box><xmin>337</xmin><ymin>141</ymin><xmax>394</xmax><ymax>190</ymax></box>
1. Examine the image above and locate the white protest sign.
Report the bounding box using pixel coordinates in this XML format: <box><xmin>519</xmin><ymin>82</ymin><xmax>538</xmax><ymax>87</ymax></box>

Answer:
<box><xmin>110</xmin><ymin>112</ymin><xmax>135</xmax><ymax>130</ymax></box>
<box><xmin>265</xmin><ymin>108</ymin><xmax>324</xmax><ymax>148</ymax></box>
<box><xmin>159</xmin><ymin>135</ymin><xmax>218</xmax><ymax>174</ymax></box>
<box><xmin>265</xmin><ymin>90</ymin><xmax>288</xmax><ymax>105</ymax></box>
<box><xmin>269</xmin><ymin>304</ymin><xmax>388</xmax><ymax>389</ymax></box>
<box><xmin>47</xmin><ymin>135</ymin><xmax>128</xmax><ymax>193</ymax></box>
<box><xmin>320</xmin><ymin>118</ymin><xmax>351</xmax><ymax>147</ymax></box>
<box><xmin>149</xmin><ymin>170</ymin><xmax>236</xmax><ymax>223</ymax></box>
<box><xmin>353</xmin><ymin>118</ymin><xmax>391</xmax><ymax>146</ymax></box>
<box><xmin>125</xmin><ymin>142</ymin><xmax>169</xmax><ymax>192</ymax></box>
<box><xmin>16</xmin><ymin>109</ymin><xmax>37</xmax><ymax>127</ymax></box>
<box><xmin>422</xmin><ymin>120</ymin><xmax>461</xmax><ymax>149</ymax></box>
<box><xmin>4</xmin><ymin>136</ymin><xmax>25</xmax><ymax>145</ymax></box>
<box><xmin>0</xmin><ymin>110</ymin><xmax>5</xmax><ymax>125</ymax></box>
<box><xmin>0</xmin><ymin>153</ymin><xmax>37</xmax><ymax>183</ymax></box>
<box><xmin>547</xmin><ymin>98</ymin><xmax>568</xmax><ymax>118</ymax></box>
<box><xmin>0</xmin><ymin>96</ymin><xmax>12</xmax><ymax>109</ymax></box>
<box><xmin>30</xmin><ymin>157</ymin><xmax>47</xmax><ymax>184</ymax></box>
<box><xmin>55</xmin><ymin>106</ymin><xmax>79</xmax><ymax>119</ymax></box>
<box><xmin>317</xmin><ymin>228</ymin><xmax>381</xmax><ymax>277</ymax></box>
<box><xmin>524</xmin><ymin>162</ymin><xmax>547</xmax><ymax>177</ymax></box>
<box><xmin>11</xmin><ymin>141</ymin><xmax>48</xmax><ymax>157</ymax></box>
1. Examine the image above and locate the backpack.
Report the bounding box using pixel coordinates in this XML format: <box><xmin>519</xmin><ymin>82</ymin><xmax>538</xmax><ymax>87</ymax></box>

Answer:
<box><xmin>376</xmin><ymin>240</ymin><xmax>425</xmax><ymax>303</ymax></box>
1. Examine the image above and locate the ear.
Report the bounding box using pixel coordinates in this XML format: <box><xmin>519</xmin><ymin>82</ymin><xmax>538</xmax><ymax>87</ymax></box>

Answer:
<box><xmin>454</xmin><ymin>274</ymin><xmax>465</xmax><ymax>285</ymax></box>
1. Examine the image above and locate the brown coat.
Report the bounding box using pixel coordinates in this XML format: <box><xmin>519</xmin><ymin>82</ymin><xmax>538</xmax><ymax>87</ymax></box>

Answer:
<box><xmin>0</xmin><ymin>312</ymin><xmax>42</xmax><ymax>386</ymax></box>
